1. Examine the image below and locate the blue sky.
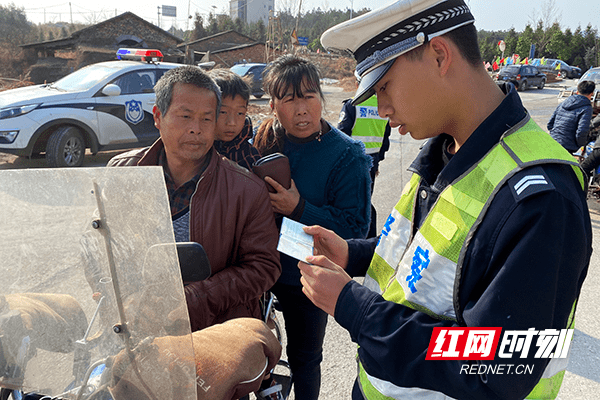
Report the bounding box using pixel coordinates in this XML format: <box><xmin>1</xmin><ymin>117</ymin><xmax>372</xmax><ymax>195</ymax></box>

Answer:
<box><xmin>11</xmin><ymin>0</ymin><xmax>600</xmax><ymax>33</ymax></box>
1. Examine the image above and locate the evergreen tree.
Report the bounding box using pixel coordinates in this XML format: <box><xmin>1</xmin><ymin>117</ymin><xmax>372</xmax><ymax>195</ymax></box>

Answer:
<box><xmin>0</xmin><ymin>4</ymin><xmax>36</xmax><ymax>46</ymax></box>
<box><xmin>191</xmin><ymin>12</ymin><xmax>207</xmax><ymax>41</ymax></box>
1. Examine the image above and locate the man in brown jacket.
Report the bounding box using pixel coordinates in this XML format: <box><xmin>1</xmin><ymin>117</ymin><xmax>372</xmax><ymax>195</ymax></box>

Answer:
<box><xmin>108</xmin><ymin>66</ymin><xmax>281</xmax><ymax>332</ymax></box>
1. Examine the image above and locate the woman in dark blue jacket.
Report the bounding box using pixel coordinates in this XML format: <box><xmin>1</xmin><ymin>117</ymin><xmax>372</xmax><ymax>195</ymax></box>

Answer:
<box><xmin>253</xmin><ymin>54</ymin><xmax>372</xmax><ymax>400</ymax></box>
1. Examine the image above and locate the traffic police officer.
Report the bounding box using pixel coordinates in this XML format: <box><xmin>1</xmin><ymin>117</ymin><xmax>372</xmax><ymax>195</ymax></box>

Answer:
<box><xmin>297</xmin><ymin>0</ymin><xmax>592</xmax><ymax>399</ymax></box>
<box><xmin>338</xmin><ymin>94</ymin><xmax>391</xmax><ymax>171</ymax></box>
<box><xmin>338</xmin><ymin>94</ymin><xmax>391</xmax><ymax>237</ymax></box>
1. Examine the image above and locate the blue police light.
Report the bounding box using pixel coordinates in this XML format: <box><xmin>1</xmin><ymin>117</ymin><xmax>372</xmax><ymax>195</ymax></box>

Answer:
<box><xmin>116</xmin><ymin>48</ymin><xmax>164</xmax><ymax>62</ymax></box>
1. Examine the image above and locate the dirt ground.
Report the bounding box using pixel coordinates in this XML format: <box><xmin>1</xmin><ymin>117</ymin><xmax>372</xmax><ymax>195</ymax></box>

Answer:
<box><xmin>0</xmin><ymin>82</ymin><xmax>355</xmax><ymax>169</ymax></box>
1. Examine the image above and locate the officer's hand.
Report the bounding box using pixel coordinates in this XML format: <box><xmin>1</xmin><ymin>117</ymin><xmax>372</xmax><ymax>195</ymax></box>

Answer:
<box><xmin>303</xmin><ymin>225</ymin><xmax>349</xmax><ymax>269</ymax></box>
<box><xmin>299</xmin><ymin>255</ymin><xmax>351</xmax><ymax>316</ymax></box>
<box><xmin>265</xmin><ymin>177</ymin><xmax>300</xmax><ymax>216</ymax></box>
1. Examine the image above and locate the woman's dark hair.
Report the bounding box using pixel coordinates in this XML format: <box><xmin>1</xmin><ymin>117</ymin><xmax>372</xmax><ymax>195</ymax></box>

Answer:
<box><xmin>254</xmin><ymin>55</ymin><xmax>325</xmax><ymax>154</ymax></box>
<box><xmin>262</xmin><ymin>54</ymin><xmax>324</xmax><ymax>101</ymax></box>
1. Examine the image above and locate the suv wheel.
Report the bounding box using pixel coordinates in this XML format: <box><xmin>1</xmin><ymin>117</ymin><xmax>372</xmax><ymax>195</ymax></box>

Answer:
<box><xmin>519</xmin><ymin>80</ymin><xmax>528</xmax><ymax>91</ymax></box>
<box><xmin>538</xmin><ymin>79</ymin><xmax>545</xmax><ymax>90</ymax></box>
<box><xmin>46</xmin><ymin>126</ymin><xmax>85</xmax><ymax>167</ymax></box>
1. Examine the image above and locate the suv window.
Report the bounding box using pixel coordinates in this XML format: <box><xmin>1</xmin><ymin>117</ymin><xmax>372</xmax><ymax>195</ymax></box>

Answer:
<box><xmin>113</xmin><ymin>70</ymin><xmax>156</xmax><ymax>95</ymax></box>
<box><xmin>503</xmin><ymin>65</ymin><xmax>521</xmax><ymax>73</ymax></box>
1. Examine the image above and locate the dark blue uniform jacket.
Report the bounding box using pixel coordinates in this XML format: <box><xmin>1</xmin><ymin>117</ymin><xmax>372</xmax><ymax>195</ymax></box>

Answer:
<box><xmin>337</xmin><ymin>85</ymin><xmax>592</xmax><ymax>400</ymax></box>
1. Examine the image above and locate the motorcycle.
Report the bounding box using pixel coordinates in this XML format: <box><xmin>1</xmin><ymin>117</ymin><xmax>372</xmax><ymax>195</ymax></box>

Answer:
<box><xmin>0</xmin><ymin>167</ymin><xmax>282</xmax><ymax>400</ymax></box>
<box><xmin>575</xmin><ymin>116</ymin><xmax>600</xmax><ymax>205</ymax></box>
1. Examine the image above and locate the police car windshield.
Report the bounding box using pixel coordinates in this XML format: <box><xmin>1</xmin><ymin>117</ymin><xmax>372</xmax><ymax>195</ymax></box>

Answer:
<box><xmin>231</xmin><ymin>64</ymin><xmax>252</xmax><ymax>75</ymax></box>
<box><xmin>52</xmin><ymin>64</ymin><xmax>124</xmax><ymax>92</ymax></box>
<box><xmin>580</xmin><ymin>70</ymin><xmax>600</xmax><ymax>85</ymax></box>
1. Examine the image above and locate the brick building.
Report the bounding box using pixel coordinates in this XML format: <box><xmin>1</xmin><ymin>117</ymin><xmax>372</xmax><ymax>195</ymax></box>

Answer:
<box><xmin>179</xmin><ymin>30</ymin><xmax>281</xmax><ymax>67</ymax></box>
<box><xmin>20</xmin><ymin>12</ymin><xmax>184</xmax><ymax>83</ymax></box>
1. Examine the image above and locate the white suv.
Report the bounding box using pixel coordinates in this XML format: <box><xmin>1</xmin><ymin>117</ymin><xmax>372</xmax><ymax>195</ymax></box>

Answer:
<box><xmin>0</xmin><ymin>49</ymin><xmax>182</xmax><ymax>167</ymax></box>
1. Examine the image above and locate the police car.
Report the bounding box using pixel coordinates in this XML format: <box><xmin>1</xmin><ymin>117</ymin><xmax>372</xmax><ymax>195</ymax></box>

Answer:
<box><xmin>0</xmin><ymin>49</ymin><xmax>182</xmax><ymax>167</ymax></box>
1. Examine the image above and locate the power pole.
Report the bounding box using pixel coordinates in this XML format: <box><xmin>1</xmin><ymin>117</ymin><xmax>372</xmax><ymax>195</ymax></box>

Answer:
<box><xmin>186</xmin><ymin>0</ymin><xmax>191</xmax><ymax>31</ymax></box>
<box><xmin>295</xmin><ymin>0</ymin><xmax>302</xmax><ymax>38</ymax></box>
<box><xmin>266</xmin><ymin>10</ymin><xmax>282</xmax><ymax>63</ymax></box>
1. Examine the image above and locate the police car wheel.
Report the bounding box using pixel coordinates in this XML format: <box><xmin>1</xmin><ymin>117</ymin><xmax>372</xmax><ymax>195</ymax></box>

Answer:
<box><xmin>46</xmin><ymin>126</ymin><xmax>85</xmax><ymax>168</ymax></box>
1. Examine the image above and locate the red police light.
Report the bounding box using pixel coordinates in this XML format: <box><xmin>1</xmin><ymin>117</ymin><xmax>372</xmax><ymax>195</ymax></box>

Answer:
<box><xmin>116</xmin><ymin>48</ymin><xmax>164</xmax><ymax>62</ymax></box>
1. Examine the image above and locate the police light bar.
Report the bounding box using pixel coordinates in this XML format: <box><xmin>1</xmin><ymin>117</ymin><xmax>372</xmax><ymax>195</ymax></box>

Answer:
<box><xmin>117</xmin><ymin>48</ymin><xmax>163</xmax><ymax>62</ymax></box>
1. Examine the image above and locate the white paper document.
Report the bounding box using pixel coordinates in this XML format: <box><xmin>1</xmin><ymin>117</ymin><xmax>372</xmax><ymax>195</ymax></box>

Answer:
<box><xmin>277</xmin><ymin>217</ymin><xmax>314</xmax><ymax>261</ymax></box>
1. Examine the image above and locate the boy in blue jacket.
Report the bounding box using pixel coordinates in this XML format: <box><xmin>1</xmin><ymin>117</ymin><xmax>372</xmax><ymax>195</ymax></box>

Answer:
<box><xmin>548</xmin><ymin>80</ymin><xmax>595</xmax><ymax>153</ymax></box>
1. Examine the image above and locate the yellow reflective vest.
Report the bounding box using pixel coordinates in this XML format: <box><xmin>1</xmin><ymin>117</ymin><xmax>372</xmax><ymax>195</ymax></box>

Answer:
<box><xmin>351</xmin><ymin>96</ymin><xmax>388</xmax><ymax>155</ymax></box>
<box><xmin>359</xmin><ymin>117</ymin><xmax>585</xmax><ymax>400</ymax></box>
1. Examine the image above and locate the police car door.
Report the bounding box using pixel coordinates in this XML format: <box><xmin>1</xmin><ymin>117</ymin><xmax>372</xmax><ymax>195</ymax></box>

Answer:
<box><xmin>94</xmin><ymin>67</ymin><xmax>162</xmax><ymax>147</ymax></box>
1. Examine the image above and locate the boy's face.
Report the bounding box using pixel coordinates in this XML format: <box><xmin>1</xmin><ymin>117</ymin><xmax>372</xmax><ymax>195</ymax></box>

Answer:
<box><xmin>216</xmin><ymin>95</ymin><xmax>248</xmax><ymax>142</ymax></box>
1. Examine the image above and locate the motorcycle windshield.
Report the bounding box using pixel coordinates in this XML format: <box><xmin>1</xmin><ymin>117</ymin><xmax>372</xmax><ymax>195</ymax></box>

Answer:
<box><xmin>0</xmin><ymin>167</ymin><xmax>197</xmax><ymax>400</ymax></box>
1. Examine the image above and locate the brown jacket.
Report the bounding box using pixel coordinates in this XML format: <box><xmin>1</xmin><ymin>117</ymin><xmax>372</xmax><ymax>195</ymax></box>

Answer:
<box><xmin>108</xmin><ymin>140</ymin><xmax>281</xmax><ymax>331</ymax></box>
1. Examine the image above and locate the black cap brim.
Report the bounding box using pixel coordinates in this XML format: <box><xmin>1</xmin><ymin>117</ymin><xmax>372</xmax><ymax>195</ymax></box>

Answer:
<box><xmin>351</xmin><ymin>60</ymin><xmax>395</xmax><ymax>106</ymax></box>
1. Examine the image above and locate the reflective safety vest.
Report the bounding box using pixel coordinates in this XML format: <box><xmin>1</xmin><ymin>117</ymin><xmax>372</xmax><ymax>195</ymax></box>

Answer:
<box><xmin>351</xmin><ymin>95</ymin><xmax>388</xmax><ymax>155</ymax></box>
<box><xmin>359</xmin><ymin>117</ymin><xmax>585</xmax><ymax>400</ymax></box>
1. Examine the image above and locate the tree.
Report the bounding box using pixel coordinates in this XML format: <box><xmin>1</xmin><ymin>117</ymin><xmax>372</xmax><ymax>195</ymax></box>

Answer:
<box><xmin>504</xmin><ymin>28</ymin><xmax>519</xmax><ymax>56</ymax></box>
<box><xmin>547</xmin><ymin>28</ymin><xmax>570</xmax><ymax>61</ymax></box>
<box><xmin>207</xmin><ymin>13</ymin><xmax>219</xmax><ymax>36</ymax></box>
<box><xmin>529</xmin><ymin>0</ymin><xmax>562</xmax><ymax>56</ymax></box>
<box><xmin>0</xmin><ymin>4</ymin><xmax>36</xmax><ymax>46</ymax></box>
<box><xmin>191</xmin><ymin>12</ymin><xmax>207</xmax><ymax>41</ymax></box>
<box><xmin>515</xmin><ymin>25</ymin><xmax>535</xmax><ymax>59</ymax></box>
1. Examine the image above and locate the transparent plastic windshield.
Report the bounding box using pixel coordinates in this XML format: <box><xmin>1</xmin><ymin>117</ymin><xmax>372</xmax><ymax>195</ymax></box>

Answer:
<box><xmin>0</xmin><ymin>167</ymin><xmax>197</xmax><ymax>400</ymax></box>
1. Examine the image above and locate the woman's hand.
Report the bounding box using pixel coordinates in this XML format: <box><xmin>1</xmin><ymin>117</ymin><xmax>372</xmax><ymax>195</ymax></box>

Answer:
<box><xmin>265</xmin><ymin>177</ymin><xmax>300</xmax><ymax>216</ymax></box>
<box><xmin>303</xmin><ymin>225</ymin><xmax>349</xmax><ymax>269</ymax></box>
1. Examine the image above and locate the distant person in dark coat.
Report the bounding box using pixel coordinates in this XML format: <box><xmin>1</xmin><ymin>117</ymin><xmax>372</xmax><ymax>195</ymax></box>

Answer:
<box><xmin>548</xmin><ymin>80</ymin><xmax>595</xmax><ymax>153</ymax></box>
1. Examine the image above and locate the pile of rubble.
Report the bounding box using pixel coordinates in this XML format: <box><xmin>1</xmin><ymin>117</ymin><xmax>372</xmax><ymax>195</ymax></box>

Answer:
<box><xmin>0</xmin><ymin>73</ymin><xmax>33</xmax><ymax>92</ymax></box>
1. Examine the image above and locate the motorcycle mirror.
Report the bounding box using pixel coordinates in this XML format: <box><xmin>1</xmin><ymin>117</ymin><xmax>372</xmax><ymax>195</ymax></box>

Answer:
<box><xmin>176</xmin><ymin>242</ymin><xmax>211</xmax><ymax>282</ymax></box>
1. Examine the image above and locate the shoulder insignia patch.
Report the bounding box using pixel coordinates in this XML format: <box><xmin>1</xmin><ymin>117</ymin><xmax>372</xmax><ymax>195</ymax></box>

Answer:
<box><xmin>508</xmin><ymin>167</ymin><xmax>555</xmax><ymax>201</ymax></box>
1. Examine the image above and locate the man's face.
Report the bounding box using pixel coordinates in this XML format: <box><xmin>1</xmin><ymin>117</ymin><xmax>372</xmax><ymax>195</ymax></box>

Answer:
<box><xmin>374</xmin><ymin>54</ymin><xmax>442</xmax><ymax>141</ymax></box>
<box><xmin>215</xmin><ymin>95</ymin><xmax>247</xmax><ymax>142</ymax></box>
<box><xmin>153</xmin><ymin>83</ymin><xmax>217</xmax><ymax>164</ymax></box>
